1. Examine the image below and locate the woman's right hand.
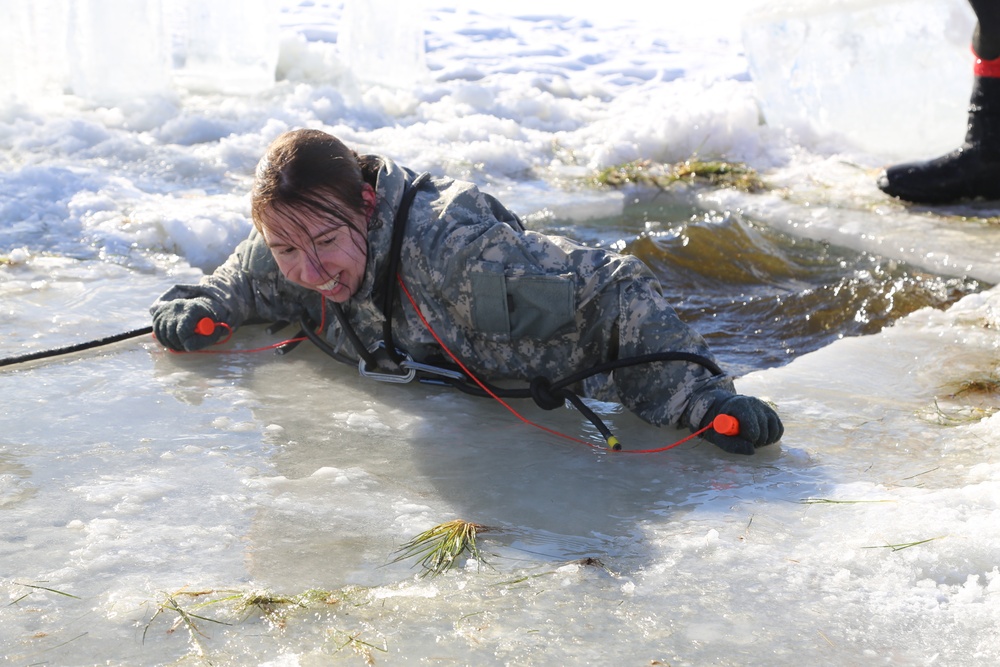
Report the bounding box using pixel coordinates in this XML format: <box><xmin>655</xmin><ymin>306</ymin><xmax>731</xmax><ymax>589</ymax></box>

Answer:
<box><xmin>698</xmin><ymin>392</ymin><xmax>783</xmax><ymax>455</ymax></box>
<box><xmin>151</xmin><ymin>299</ymin><xmax>225</xmax><ymax>352</ymax></box>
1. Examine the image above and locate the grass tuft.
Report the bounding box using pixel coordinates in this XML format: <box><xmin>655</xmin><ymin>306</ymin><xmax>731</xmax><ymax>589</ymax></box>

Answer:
<box><xmin>142</xmin><ymin>592</ymin><xmax>231</xmax><ymax>643</ymax></box>
<box><xmin>928</xmin><ymin>372</ymin><xmax>1000</xmax><ymax>423</ymax></box>
<box><xmin>391</xmin><ymin>520</ymin><xmax>490</xmax><ymax>577</ymax></box>
<box><xmin>950</xmin><ymin>374</ymin><xmax>1000</xmax><ymax>397</ymax></box>
<box><xmin>140</xmin><ymin>585</ymin><xmax>361</xmax><ymax>663</ymax></box>
<box><xmin>331</xmin><ymin>629</ymin><xmax>387</xmax><ymax>666</ymax></box>
<box><xmin>592</xmin><ymin>157</ymin><xmax>764</xmax><ymax>193</ymax></box>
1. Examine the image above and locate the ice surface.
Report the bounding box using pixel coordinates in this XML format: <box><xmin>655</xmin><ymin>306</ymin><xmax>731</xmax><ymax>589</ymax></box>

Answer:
<box><xmin>1</xmin><ymin>0</ymin><xmax>999</xmax><ymax>665</ymax></box>
<box><xmin>743</xmin><ymin>0</ymin><xmax>977</xmax><ymax>159</ymax></box>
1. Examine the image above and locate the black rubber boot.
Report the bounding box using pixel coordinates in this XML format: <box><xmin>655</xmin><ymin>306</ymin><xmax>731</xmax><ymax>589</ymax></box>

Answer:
<box><xmin>877</xmin><ymin>75</ymin><xmax>1000</xmax><ymax>204</ymax></box>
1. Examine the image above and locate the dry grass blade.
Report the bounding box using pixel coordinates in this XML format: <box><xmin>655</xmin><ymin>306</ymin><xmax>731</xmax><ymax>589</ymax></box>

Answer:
<box><xmin>331</xmin><ymin>630</ymin><xmax>388</xmax><ymax>666</ymax></box>
<box><xmin>799</xmin><ymin>498</ymin><xmax>895</xmax><ymax>505</ymax></box>
<box><xmin>862</xmin><ymin>536</ymin><xmax>945</xmax><ymax>552</ymax></box>
<box><xmin>14</xmin><ymin>582</ymin><xmax>81</xmax><ymax>599</ymax></box>
<box><xmin>922</xmin><ymin>397</ymin><xmax>998</xmax><ymax>425</ymax></box>
<box><xmin>391</xmin><ymin>520</ymin><xmax>489</xmax><ymax>577</ymax></box>
<box><xmin>142</xmin><ymin>592</ymin><xmax>231</xmax><ymax>646</ymax></box>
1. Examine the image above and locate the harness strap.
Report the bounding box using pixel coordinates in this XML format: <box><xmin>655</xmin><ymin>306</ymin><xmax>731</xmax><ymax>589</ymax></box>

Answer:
<box><xmin>380</xmin><ymin>171</ymin><xmax>431</xmax><ymax>365</ymax></box>
<box><xmin>330</xmin><ymin>301</ymin><xmax>379</xmax><ymax>369</ymax></box>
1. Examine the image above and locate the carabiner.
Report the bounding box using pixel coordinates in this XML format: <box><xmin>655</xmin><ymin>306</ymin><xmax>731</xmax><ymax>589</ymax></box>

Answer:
<box><xmin>358</xmin><ymin>341</ymin><xmax>416</xmax><ymax>383</ymax></box>
<box><xmin>358</xmin><ymin>341</ymin><xmax>467</xmax><ymax>383</ymax></box>
<box><xmin>401</xmin><ymin>359</ymin><xmax>465</xmax><ymax>381</ymax></box>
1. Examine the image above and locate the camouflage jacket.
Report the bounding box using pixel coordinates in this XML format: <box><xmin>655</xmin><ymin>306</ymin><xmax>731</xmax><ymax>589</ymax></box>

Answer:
<box><xmin>151</xmin><ymin>156</ymin><xmax>735</xmax><ymax>429</ymax></box>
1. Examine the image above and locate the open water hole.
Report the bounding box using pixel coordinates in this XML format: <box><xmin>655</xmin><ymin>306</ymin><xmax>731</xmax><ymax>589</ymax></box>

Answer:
<box><xmin>538</xmin><ymin>199</ymin><xmax>988</xmax><ymax>377</ymax></box>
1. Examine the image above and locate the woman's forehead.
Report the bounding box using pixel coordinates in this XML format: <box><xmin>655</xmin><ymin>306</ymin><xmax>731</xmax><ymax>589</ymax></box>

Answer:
<box><xmin>260</xmin><ymin>206</ymin><xmax>339</xmax><ymax>245</ymax></box>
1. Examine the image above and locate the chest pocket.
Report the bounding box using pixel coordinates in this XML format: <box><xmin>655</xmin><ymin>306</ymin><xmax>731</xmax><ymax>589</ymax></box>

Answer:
<box><xmin>470</xmin><ymin>270</ymin><xmax>576</xmax><ymax>339</ymax></box>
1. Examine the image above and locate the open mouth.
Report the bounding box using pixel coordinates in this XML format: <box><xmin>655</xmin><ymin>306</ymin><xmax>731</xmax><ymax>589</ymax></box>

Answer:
<box><xmin>316</xmin><ymin>275</ymin><xmax>341</xmax><ymax>293</ymax></box>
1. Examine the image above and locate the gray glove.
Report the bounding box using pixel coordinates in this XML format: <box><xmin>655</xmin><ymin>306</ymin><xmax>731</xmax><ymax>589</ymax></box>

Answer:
<box><xmin>698</xmin><ymin>391</ymin><xmax>783</xmax><ymax>455</ymax></box>
<box><xmin>151</xmin><ymin>298</ymin><xmax>225</xmax><ymax>352</ymax></box>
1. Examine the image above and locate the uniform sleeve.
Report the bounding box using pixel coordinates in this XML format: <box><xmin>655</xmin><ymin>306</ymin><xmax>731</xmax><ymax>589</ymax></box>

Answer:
<box><xmin>149</xmin><ymin>230</ymin><xmax>313</xmax><ymax>329</ymax></box>
<box><xmin>608</xmin><ymin>270</ymin><xmax>736</xmax><ymax>429</ymax></box>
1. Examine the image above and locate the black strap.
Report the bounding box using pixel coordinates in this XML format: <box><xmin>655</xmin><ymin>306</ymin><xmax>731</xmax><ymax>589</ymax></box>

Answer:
<box><xmin>299</xmin><ymin>313</ymin><xmax>358</xmax><ymax>366</ymax></box>
<box><xmin>330</xmin><ymin>301</ymin><xmax>379</xmax><ymax>369</ymax></box>
<box><xmin>380</xmin><ymin>171</ymin><xmax>430</xmax><ymax>365</ymax></box>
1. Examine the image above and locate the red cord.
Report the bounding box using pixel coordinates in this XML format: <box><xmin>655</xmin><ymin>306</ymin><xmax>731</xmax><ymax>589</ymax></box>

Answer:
<box><xmin>622</xmin><ymin>423</ymin><xmax>713</xmax><ymax>454</ymax></box>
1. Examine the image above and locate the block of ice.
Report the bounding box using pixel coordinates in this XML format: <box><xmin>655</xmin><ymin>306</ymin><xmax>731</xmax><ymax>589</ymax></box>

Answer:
<box><xmin>67</xmin><ymin>0</ymin><xmax>172</xmax><ymax>103</ymax></box>
<box><xmin>742</xmin><ymin>0</ymin><xmax>976</xmax><ymax>159</ymax></box>
<box><xmin>166</xmin><ymin>0</ymin><xmax>280</xmax><ymax>95</ymax></box>
<box><xmin>0</xmin><ymin>0</ymin><xmax>73</xmax><ymax>102</ymax></box>
<box><xmin>0</xmin><ymin>0</ymin><xmax>280</xmax><ymax>104</ymax></box>
<box><xmin>338</xmin><ymin>0</ymin><xmax>428</xmax><ymax>89</ymax></box>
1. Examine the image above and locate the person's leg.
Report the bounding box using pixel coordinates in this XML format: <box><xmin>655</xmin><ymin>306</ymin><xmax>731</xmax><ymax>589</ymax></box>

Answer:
<box><xmin>877</xmin><ymin>0</ymin><xmax>1000</xmax><ymax>204</ymax></box>
<box><xmin>971</xmin><ymin>0</ymin><xmax>1000</xmax><ymax>59</ymax></box>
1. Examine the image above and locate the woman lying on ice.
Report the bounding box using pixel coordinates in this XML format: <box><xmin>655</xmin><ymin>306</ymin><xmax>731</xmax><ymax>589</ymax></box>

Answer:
<box><xmin>150</xmin><ymin>129</ymin><xmax>783</xmax><ymax>455</ymax></box>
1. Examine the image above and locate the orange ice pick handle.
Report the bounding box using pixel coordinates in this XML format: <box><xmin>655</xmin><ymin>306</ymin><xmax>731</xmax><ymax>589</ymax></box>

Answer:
<box><xmin>712</xmin><ymin>414</ymin><xmax>740</xmax><ymax>436</ymax></box>
<box><xmin>194</xmin><ymin>317</ymin><xmax>217</xmax><ymax>336</ymax></box>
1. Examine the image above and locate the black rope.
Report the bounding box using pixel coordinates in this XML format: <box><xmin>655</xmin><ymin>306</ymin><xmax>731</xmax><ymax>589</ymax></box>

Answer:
<box><xmin>563</xmin><ymin>392</ymin><xmax>616</xmax><ymax>443</ymax></box>
<box><xmin>0</xmin><ymin>326</ymin><xmax>153</xmax><ymax>368</ymax></box>
<box><xmin>298</xmin><ymin>314</ymin><xmax>358</xmax><ymax>366</ymax></box>
<box><xmin>417</xmin><ymin>350</ymin><xmax>725</xmax><ymax>445</ymax></box>
<box><xmin>428</xmin><ymin>351</ymin><xmax>724</xmax><ymax>403</ymax></box>
<box><xmin>550</xmin><ymin>351</ymin><xmax>724</xmax><ymax>391</ymax></box>
<box><xmin>529</xmin><ymin>376</ymin><xmax>566</xmax><ymax>410</ymax></box>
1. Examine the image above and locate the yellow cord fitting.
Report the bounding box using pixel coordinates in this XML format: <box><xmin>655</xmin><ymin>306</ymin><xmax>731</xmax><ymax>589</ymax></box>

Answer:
<box><xmin>606</xmin><ymin>436</ymin><xmax>622</xmax><ymax>451</ymax></box>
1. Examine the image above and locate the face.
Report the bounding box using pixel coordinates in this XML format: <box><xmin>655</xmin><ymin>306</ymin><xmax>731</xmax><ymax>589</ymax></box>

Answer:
<box><xmin>261</xmin><ymin>204</ymin><xmax>369</xmax><ymax>303</ymax></box>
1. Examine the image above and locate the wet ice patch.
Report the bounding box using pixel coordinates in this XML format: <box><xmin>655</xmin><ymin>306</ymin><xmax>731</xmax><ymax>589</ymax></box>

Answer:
<box><xmin>330</xmin><ymin>408</ymin><xmax>393</xmax><ymax>433</ymax></box>
<box><xmin>211</xmin><ymin>416</ymin><xmax>259</xmax><ymax>432</ymax></box>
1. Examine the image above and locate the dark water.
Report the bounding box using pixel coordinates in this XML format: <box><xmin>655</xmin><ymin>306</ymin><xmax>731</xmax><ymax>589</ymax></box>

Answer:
<box><xmin>540</xmin><ymin>200</ymin><xmax>987</xmax><ymax>377</ymax></box>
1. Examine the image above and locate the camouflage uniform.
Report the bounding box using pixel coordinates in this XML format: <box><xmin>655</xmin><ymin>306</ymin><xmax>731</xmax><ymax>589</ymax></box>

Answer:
<box><xmin>151</xmin><ymin>156</ymin><xmax>735</xmax><ymax>430</ymax></box>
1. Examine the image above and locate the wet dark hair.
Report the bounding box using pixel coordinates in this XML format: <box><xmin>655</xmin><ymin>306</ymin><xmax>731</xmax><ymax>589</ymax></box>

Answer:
<box><xmin>251</xmin><ymin>129</ymin><xmax>380</xmax><ymax>280</ymax></box>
